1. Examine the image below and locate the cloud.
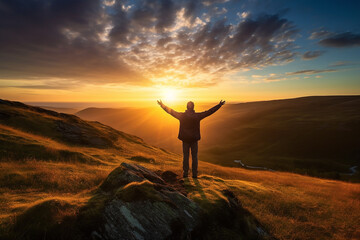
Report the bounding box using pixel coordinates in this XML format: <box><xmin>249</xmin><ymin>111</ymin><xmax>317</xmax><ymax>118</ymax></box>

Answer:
<box><xmin>309</xmin><ymin>30</ymin><xmax>333</xmax><ymax>39</ymax></box>
<box><xmin>250</xmin><ymin>68</ymin><xmax>338</xmax><ymax>83</ymax></box>
<box><xmin>0</xmin><ymin>0</ymin><xmax>146</xmax><ymax>85</ymax></box>
<box><xmin>329</xmin><ymin>61</ymin><xmax>352</xmax><ymax>67</ymax></box>
<box><xmin>319</xmin><ymin>32</ymin><xmax>360</xmax><ymax>47</ymax></box>
<box><xmin>3</xmin><ymin>85</ymin><xmax>69</xmax><ymax>90</ymax></box>
<box><xmin>249</xmin><ymin>73</ymin><xmax>294</xmax><ymax>82</ymax></box>
<box><xmin>0</xmin><ymin>0</ymin><xmax>299</xmax><ymax>88</ymax></box>
<box><xmin>0</xmin><ymin>78</ymin><xmax>80</xmax><ymax>89</ymax></box>
<box><xmin>202</xmin><ymin>0</ymin><xmax>230</xmax><ymax>7</ymax></box>
<box><xmin>310</xmin><ymin>29</ymin><xmax>360</xmax><ymax>48</ymax></box>
<box><xmin>302</xmin><ymin>50</ymin><xmax>324</xmax><ymax>60</ymax></box>
<box><xmin>237</xmin><ymin>11</ymin><xmax>250</xmax><ymax>19</ymax></box>
<box><xmin>210</xmin><ymin>6</ymin><xmax>228</xmax><ymax>15</ymax></box>
<box><xmin>286</xmin><ymin>69</ymin><xmax>337</xmax><ymax>75</ymax></box>
<box><xmin>263</xmin><ymin>73</ymin><xmax>288</xmax><ymax>82</ymax></box>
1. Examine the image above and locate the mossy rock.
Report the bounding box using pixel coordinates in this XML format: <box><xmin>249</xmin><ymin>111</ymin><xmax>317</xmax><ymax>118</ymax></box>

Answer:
<box><xmin>99</xmin><ymin>163</ymin><xmax>165</xmax><ymax>193</ymax></box>
<box><xmin>116</xmin><ymin>180</ymin><xmax>163</xmax><ymax>202</ymax></box>
<box><xmin>77</xmin><ymin>193</ymin><xmax>110</xmax><ymax>237</ymax></box>
<box><xmin>99</xmin><ymin>165</ymin><xmax>143</xmax><ymax>192</ymax></box>
<box><xmin>191</xmin><ymin>189</ymin><xmax>274</xmax><ymax>240</ymax></box>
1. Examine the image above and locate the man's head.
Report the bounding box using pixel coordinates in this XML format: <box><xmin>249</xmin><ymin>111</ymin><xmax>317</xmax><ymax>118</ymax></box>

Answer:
<box><xmin>187</xmin><ymin>101</ymin><xmax>194</xmax><ymax>110</ymax></box>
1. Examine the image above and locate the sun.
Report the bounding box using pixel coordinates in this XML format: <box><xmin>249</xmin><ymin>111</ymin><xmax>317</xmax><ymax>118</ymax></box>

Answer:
<box><xmin>161</xmin><ymin>88</ymin><xmax>178</xmax><ymax>102</ymax></box>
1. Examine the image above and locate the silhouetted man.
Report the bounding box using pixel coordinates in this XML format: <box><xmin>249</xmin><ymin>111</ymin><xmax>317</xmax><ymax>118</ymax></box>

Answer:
<box><xmin>157</xmin><ymin>100</ymin><xmax>225</xmax><ymax>178</ymax></box>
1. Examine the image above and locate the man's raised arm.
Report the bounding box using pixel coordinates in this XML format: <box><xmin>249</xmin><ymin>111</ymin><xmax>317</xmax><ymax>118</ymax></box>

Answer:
<box><xmin>199</xmin><ymin>100</ymin><xmax>225</xmax><ymax>120</ymax></box>
<box><xmin>157</xmin><ymin>100</ymin><xmax>181</xmax><ymax>119</ymax></box>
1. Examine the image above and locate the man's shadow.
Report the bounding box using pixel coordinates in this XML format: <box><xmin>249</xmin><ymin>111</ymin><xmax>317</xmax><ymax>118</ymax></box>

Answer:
<box><xmin>183</xmin><ymin>178</ymin><xmax>206</xmax><ymax>201</ymax></box>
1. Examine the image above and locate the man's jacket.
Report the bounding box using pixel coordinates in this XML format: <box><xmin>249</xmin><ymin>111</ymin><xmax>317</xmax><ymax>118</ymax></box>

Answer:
<box><xmin>160</xmin><ymin>103</ymin><xmax>222</xmax><ymax>142</ymax></box>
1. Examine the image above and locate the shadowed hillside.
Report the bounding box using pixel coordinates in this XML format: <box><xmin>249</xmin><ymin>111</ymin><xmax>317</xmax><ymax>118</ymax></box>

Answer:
<box><xmin>76</xmin><ymin>96</ymin><xmax>360</xmax><ymax>181</ymax></box>
<box><xmin>0</xmin><ymin>99</ymin><xmax>359</xmax><ymax>240</ymax></box>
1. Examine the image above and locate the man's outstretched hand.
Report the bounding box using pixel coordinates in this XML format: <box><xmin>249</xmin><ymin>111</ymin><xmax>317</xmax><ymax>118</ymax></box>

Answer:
<box><xmin>219</xmin><ymin>100</ymin><xmax>226</xmax><ymax>106</ymax></box>
<box><xmin>157</xmin><ymin>100</ymin><xmax>164</xmax><ymax>107</ymax></box>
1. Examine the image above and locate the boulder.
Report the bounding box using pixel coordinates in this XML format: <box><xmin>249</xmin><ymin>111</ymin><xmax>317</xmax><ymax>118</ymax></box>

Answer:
<box><xmin>80</xmin><ymin>163</ymin><xmax>275</xmax><ymax>240</ymax></box>
<box><xmin>91</xmin><ymin>163</ymin><xmax>199</xmax><ymax>240</ymax></box>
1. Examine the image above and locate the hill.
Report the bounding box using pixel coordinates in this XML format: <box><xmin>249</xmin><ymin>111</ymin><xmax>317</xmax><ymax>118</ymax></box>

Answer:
<box><xmin>0</xmin><ymin>99</ymin><xmax>359</xmax><ymax>239</ymax></box>
<box><xmin>76</xmin><ymin>96</ymin><xmax>360</xmax><ymax>181</ymax></box>
<box><xmin>0</xmin><ymin>99</ymin><xmax>175</xmax><ymax>165</ymax></box>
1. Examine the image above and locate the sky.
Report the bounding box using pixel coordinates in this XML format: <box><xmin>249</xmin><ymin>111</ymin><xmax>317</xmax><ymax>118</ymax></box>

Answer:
<box><xmin>0</xmin><ymin>0</ymin><xmax>360</xmax><ymax>106</ymax></box>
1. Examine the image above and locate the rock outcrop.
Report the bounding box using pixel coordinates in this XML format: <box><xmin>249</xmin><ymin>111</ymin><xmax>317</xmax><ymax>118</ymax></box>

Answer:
<box><xmin>88</xmin><ymin>162</ymin><xmax>199</xmax><ymax>240</ymax></box>
<box><xmin>80</xmin><ymin>163</ymin><xmax>274</xmax><ymax>240</ymax></box>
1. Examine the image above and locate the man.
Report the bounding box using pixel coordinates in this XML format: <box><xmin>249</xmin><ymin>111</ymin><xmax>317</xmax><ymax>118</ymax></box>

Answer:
<box><xmin>157</xmin><ymin>100</ymin><xmax>225</xmax><ymax>178</ymax></box>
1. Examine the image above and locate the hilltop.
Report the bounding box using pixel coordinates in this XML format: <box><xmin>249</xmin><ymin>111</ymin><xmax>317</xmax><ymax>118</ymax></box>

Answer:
<box><xmin>76</xmin><ymin>96</ymin><xmax>360</xmax><ymax>181</ymax></box>
<box><xmin>0</xmin><ymin>99</ymin><xmax>359</xmax><ymax>239</ymax></box>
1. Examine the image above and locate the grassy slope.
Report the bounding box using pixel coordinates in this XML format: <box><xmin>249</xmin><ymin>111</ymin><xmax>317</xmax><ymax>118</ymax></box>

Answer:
<box><xmin>0</xmin><ymin>99</ymin><xmax>359</xmax><ymax>240</ymax></box>
<box><xmin>76</xmin><ymin>96</ymin><xmax>360</xmax><ymax>180</ymax></box>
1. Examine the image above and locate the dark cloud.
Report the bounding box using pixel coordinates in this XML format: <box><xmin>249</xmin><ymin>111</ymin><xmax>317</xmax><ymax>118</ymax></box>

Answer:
<box><xmin>0</xmin><ymin>0</ymin><xmax>145</xmax><ymax>84</ymax></box>
<box><xmin>156</xmin><ymin>0</ymin><xmax>179</xmax><ymax>31</ymax></box>
<box><xmin>223</xmin><ymin>14</ymin><xmax>298</xmax><ymax>66</ymax></box>
<box><xmin>310</xmin><ymin>29</ymin><xmax>360</xmax><ymax>48</ymax></box>
<box><xmin>0</xmin><ymin>0</ymin><xmax>300</xmax><ymax>87</ymax></box>
<box><xmin>302</xmin><ymin>50</ymin><xmax>324</xmax><ymax>60</ymax></box>
<box><xmin>319</xmin><ymin>32</ymin><xmax>360</xmax><ymax>47</ymax></box>
<box><xmin>184</xmin><ymin>0</ymin><xmax>200</xmax><ymax>22</ymax></box>
<box><xmin>109</xmin><ymin>2</ymin><xmax>131</xmax><ymax>44</ymax></box>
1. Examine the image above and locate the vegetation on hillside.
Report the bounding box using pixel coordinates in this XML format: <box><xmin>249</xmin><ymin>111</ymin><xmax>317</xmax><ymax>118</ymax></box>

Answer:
<box><xmin>0</xmin><ymin>99</ymin><xmax>359</xmax><ymax>240</ymax></box>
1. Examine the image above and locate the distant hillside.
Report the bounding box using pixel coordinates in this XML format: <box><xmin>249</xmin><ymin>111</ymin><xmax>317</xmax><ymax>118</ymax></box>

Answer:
<box><xmin>33</xmin><ymin>106</ymin><xmax>79</xmax><ymax>114</ymax></box>
<box><xmin>76</xmin><ymin>96</ymin><xmax>360</xmax><ymax>181</ymax></box>
<box><xmin>0</xmin><ymin>99</ymin><xmax>174</xmax><ymax>164</ymax></box>
<box><xmin>76</xmin><ymin>106</ymin><xmax>181</xmax><ymax>152</ymax></box>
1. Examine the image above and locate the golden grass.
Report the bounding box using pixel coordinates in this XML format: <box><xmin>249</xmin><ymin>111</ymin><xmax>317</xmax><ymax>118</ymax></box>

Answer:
<box><xmin>0</xmin><ymin>124</ymin><xmax>109</xmax><ymax>156</ymax></box>
<box><xmin>1</xmin><ymin>157</ymin><xmax>359</xmax><ymax>240</ymax></box>
<box><xmin>139</xmin><ymin>159</ymin><xmax>360</xmax><ymax>240</ymax></box>
<box><xmin>0</xmin><ymin>122</ymin><xmax>359</xmax><ymax>239</ymax></box>
<box><xmin>191</xmin><ymin>162</ymin><xmax>360</xmax><ymax>240</ymax></box>
<box><xmin>2</xmin><ymin>99</ymin><xmax>359</xmax><ymax>239</ymax></box>
<box><xmin>0</xmin><ymin>160</ymin><xmax>109</xmax><ymax>226</ymax></box>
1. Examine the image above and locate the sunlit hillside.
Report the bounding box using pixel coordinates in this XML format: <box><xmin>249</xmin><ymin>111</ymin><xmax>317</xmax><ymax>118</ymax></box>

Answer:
<box><xmin>0</xmin><ymin>99</ymin><xmax>359</xmax><ymax>239</ymax></box>
<box><xmin>76</xmin><ymin>96</ymin><xmax>360</xmax><ymax>181</ymax></box>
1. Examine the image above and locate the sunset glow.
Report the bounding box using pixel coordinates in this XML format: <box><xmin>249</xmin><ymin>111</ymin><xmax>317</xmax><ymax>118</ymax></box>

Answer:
<box><xmin>161</xmin><ymin>87</ymin><xmax>179</xmax><ymax>103</ymax></box>
<box><xmin>0</xmin><ymin>0</ymin><xmax>359</xmax><ymax>104</ymax></box>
